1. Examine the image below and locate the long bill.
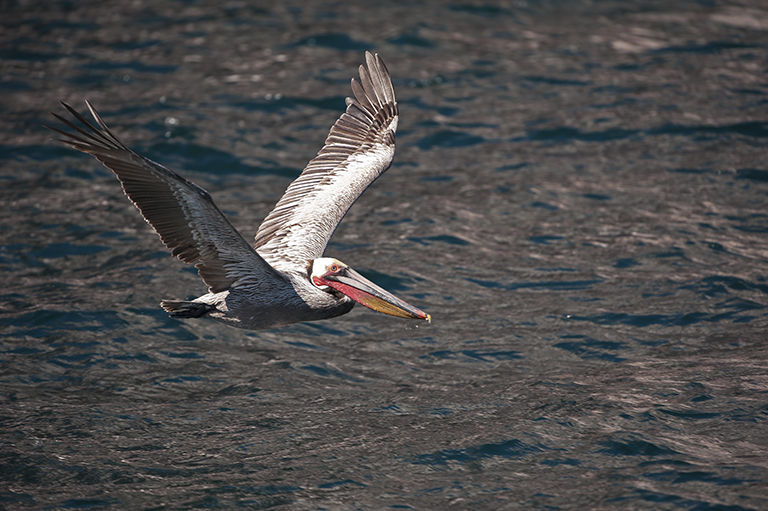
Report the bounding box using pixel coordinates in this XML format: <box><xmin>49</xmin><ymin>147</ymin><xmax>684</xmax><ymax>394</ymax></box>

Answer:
<box><xmin>325</xmin><ymin>267</ymin><xmax>431</xmax><ymax>322</ymax></box>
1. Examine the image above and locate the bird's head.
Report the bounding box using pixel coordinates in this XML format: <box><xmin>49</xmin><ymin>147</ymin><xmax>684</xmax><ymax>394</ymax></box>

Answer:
<box><xmin>309</xmin><ymin>257</ymin><xmax>431</xmax><ymax>322</ymax></box>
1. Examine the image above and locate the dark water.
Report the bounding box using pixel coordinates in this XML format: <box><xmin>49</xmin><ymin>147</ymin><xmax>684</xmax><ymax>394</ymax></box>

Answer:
<box><xmin>3</xmin><ymin>0</ymin><xmax>768</xmax><ymax>509</ymax></box>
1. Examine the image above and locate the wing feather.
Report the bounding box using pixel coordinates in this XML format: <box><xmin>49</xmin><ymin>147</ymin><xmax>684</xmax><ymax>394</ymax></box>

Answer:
<box><xmin>253</xmin><ymin>52</ymin><xmax>398</xmax><ymax>271</ymax></box>
<box><xmin>48</xmin><ymin>101</ymin><xmax>278</xmax><ymax>293</ymax></box>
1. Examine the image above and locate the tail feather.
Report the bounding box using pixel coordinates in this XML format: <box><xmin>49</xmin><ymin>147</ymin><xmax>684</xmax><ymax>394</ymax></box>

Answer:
<box><xmin>161</xmin><ymin>300</ymin><xmax>214</xmax><ymax>318</ymax></box>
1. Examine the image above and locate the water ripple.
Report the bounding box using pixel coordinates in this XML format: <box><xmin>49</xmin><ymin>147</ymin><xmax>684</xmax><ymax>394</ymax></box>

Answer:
<box><xmin>410</xmin><ymin>439</ymin><xmax>545</xmax><ymax>468</ymax></box>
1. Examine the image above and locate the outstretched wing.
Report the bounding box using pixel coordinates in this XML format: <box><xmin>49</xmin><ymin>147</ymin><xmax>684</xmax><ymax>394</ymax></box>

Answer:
<box><xmin>47</xmin><ymin>101</ymin><xmax>279</xmax><ymax>293</ymax></box>
<box><xmin>253</xmin><ymin>52</ymin><xmax>398</xmax><ymax>271</ymax></box>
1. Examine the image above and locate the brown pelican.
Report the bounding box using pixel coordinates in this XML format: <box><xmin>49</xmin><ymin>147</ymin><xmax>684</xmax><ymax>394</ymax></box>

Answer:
<box><xmin>48</xmin><ymin>52</ymin><xmax>430</xmax><ymax>330</ymax></box>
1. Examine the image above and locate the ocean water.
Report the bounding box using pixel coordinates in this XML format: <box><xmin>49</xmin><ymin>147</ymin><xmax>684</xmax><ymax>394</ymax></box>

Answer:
<box><xmin>2</xmin><ymin>0</ymin><xmax>768</xmax><ymax>509</ymax></box>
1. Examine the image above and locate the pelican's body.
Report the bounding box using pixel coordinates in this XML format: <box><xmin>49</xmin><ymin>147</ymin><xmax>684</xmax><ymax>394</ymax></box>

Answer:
<box><xmin>167</xmin><ymin>261</ymin><xmax>354</xmax><ymax>330</ymax></box>
<box><xmin>49</xmin><ymin>52</ymin><xmax>430</xmax><ymax>330</ymax></box>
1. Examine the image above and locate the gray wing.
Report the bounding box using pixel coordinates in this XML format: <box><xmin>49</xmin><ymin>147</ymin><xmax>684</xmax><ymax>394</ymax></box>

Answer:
<box><xmin>48</xmin><ymin>101</ymin><xmax>279</xmax><ymax>293</ymax></box>
<box><xmin>253</xmin><ymin>52</ymin><xmax>398</xmax><ymax>271</ymax></box>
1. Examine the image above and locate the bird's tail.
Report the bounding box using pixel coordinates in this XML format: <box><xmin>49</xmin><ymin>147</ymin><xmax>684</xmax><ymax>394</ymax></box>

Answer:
<box><xmin>161</xmin><ymin>300</ymin><xmax>214</xmax><ymax>318</ymax></box>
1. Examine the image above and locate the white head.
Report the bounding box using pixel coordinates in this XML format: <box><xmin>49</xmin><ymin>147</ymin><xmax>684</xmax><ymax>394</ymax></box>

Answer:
<box><xmin>307</xmin><ymin>257</ymin><xmax>430</xmax><ymax>321</ymax></box>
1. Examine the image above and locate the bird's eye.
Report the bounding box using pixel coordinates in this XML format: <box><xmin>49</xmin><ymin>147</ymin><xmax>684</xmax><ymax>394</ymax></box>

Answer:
<box><xmin>330</xmin><ymin>264</ymin><xmax>339</xmax><ymax>272</ymax></box>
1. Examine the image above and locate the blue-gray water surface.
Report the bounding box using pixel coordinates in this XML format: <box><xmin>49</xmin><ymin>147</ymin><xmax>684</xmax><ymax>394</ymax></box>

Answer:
<box><xmin>2</xmin><ymin>0</ymin><xmax>768</xmax><ymax>509</ymax></box>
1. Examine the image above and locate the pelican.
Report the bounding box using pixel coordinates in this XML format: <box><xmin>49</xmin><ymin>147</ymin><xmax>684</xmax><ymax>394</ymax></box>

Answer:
<box><xmin>48</xmin><ymin>52</ymin><xmax>430</xmax><ymax>330</ymax></box>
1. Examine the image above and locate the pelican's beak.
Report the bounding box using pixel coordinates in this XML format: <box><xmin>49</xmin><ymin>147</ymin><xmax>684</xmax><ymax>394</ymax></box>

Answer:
<box><xmin>324</xmin><ymin>267</ymin><xmax>431</xmax><ymax>322</ymax></box>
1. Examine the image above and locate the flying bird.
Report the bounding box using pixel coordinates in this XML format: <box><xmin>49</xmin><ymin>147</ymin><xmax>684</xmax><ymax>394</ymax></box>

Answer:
<box><xmin>48</xmin><ymin>52</ymin><xmax>430</xmax><ymax>330</ymax></box>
